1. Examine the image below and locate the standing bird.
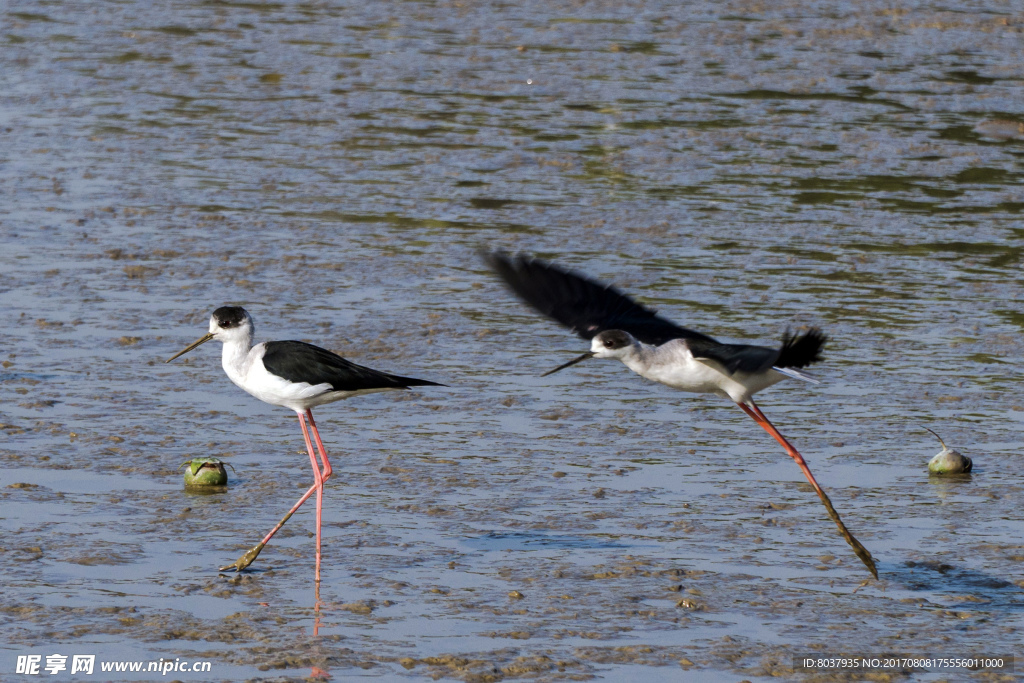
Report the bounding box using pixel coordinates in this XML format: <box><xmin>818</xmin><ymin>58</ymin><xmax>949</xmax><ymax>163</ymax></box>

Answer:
<box><xmin>487</xmin><ymin>253</ymin><xmax>876</xmax><ymax>579</ymax></box>
<box><xmin>166</xmin><ymin>306</ymin><xmax>442</xmax><ymax>580</ymax></box>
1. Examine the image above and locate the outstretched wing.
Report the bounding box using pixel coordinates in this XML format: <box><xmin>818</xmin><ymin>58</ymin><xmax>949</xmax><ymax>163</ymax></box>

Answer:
<box><xmin>486</xmin><ymin>253</ymin><xmax>717</xmax><ymax>346</ymax></box>
<box><xmin>261</xmin><ymin>341</ymin><xmax>442</xmax><ymax>392</ymax></box>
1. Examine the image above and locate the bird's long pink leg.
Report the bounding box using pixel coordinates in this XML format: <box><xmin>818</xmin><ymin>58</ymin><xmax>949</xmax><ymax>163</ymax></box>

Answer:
<box><xmin>305</xmin><ymin>409</ymin><xmax>333</xmax><ymax>486</ymax></box>
<box><xmin>307</xmin><ymin>410</ymin><xmax>334</xmax><ymax>582</ymax></box>
<box><xmin>219</xmin><ymin>412</ymin><xmax>324</xmax><ymax>573</ymax></box>
<box><xmin>297</xmin><ymin>411</ymin><xmax>324</xmax><ymax>583</ymax></box>
<box><xmin>738</xmin><ymin>402</ymin><xmax>823</xmax><ymax>496</ymax></box>
<box><xmin>738</xmin><ymin>400</ymin><xmax>878</xmax><ymax>579</ymax></box>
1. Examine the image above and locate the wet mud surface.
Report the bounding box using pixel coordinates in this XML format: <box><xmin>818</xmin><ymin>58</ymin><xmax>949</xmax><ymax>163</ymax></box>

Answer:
<box><xmin>2</xmin><ymin>0</ymin><xmax>1023</xmax><ymax>680</ymax></box>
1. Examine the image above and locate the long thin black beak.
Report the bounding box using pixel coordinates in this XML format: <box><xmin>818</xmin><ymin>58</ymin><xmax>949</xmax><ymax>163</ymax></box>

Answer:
<box><xmin>166</xmin><ymin>333</ymin><xmax>214</xmax><ymax>363</ymax></box>
<box><xmin>541</xmin><ymin>351</ymin><xmax>595</xmax><ymax>377</ymax></box>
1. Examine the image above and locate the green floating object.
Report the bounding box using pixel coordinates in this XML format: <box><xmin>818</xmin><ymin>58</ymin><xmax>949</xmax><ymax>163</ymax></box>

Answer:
<box><xmin>924</xmin><ymin>428</ymin><xmax>973</xmax><ymax>475</ymax></box>
<box><xmin>182</xmin><ymin>457</ymin><xmax>232</xmax><ymax>487</ymax></box>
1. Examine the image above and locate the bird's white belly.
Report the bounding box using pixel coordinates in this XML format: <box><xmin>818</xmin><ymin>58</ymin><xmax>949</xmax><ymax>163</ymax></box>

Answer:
<box><xmin>624</xmin><ymin>355</ymin><xmax>785</xmax><ymax>403</ymax></box>
<box><xmin>232</xmin><ymin>364</ymin><xmax>329</xmax><ymax>409</ymax></box>
<box><xmin>637</xmin><ymin>358</ymin><xmax>732</xmax><ymax>395</ymax></box>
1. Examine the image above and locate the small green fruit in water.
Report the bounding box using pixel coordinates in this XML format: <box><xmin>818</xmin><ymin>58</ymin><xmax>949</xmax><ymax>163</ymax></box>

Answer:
<box><xmin>924</xmin><ymin>428</ymin><xmax>972</xmax><ymax>475</ymax></box>
<box><xmin>182</xmin><ymin>457</ymin><xmax>231</xmax><ymax>487</ymax></box>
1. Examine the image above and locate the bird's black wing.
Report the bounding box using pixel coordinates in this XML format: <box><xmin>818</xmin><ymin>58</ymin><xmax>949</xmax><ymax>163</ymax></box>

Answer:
<box><xmin>686</xmin><ymin>328</ymin><xmax>826</xmax><ymax>374</ymax></box>
<box><xmin>686</xmin><ymin>338</ymin><xmax>778</xmax><ymax>374</ymax></box>
<box><xmin>261</xmin><ymin>341</ymin><xmax>442</xmax><ymax>392</ymax></box>
<box><xmin>487</xmin><ymin>253</ymin><xmax>717</xmax><ymax>346</ymax></box>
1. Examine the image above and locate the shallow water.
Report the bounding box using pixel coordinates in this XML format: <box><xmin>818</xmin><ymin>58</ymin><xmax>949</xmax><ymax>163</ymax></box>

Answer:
<box><xmin>2</xmin><ymin>0</ymin><xmax>1023</xmax><ymax>680</ymax></box>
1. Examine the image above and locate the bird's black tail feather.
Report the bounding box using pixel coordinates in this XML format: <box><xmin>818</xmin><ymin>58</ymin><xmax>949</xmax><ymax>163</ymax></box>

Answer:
<box><xmin>775</xmin><ymin>328</ymin><xmax>827</xmax><ymax>368</ymax></box>
<box><xmin>396</xmin><ymin>376</ymin><xmax>446</xmax><ymax>388</ymax></box>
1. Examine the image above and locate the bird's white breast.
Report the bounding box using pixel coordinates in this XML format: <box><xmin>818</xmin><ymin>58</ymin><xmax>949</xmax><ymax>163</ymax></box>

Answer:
<box><xmin>620</xmin><ymin>339</ymin><xmax>784</xmax><ymax>403</ymax></box>
<box><xmin>624</xmin><ymin>341</ymin><xmax>725</xmax><ymax>393</ymax></box>
<box><xmin>223</xmin><ymin>343</ymin><xmax>334</xmax><ymax>411</ymax></box>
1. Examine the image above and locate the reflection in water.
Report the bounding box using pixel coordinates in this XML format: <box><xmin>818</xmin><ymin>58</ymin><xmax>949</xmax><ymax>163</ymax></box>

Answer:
<box><xmin>311</xmin><ymin>580</ymin><xmax>328</xmax><ymax>679</ymax></box>
<box><xmin>927</xmin><ymin>472</ymin><xmax>974</xmax><ymax>502</ymax></box>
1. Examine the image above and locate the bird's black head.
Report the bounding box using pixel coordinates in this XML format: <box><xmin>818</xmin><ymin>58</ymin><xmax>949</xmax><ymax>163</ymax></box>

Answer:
<box><xmin>166</xmin><ymin>306</ymin><xmax>252</xmax><ymax>364</ymax></box>
<box><xmin>212</xmin><ymin>306</ymin><xmax>249</xmax><ymax>329</ymax></box>
<box><xmin>594</xmin><ymin>329</ymin><xmax>633</xmax><ymax>351</ymax></box>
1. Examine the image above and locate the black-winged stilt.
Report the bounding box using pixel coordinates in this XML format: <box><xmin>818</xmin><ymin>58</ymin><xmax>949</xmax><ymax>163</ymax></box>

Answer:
<box><xmin>488</xmin><ymin>253</ymin><xmax>876</xmax><ymax>579</ymax></box>
<box><xmin>166</xmin><ymin>306</ymin><xmax>442</xmax><ymax>580</ymax></box>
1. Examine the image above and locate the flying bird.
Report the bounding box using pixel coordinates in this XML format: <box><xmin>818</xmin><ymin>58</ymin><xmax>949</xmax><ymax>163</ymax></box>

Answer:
<box><xmin>488</xmin><ymin>253</ymin><xmax>876</xmax><ymax>579</ymax></box>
